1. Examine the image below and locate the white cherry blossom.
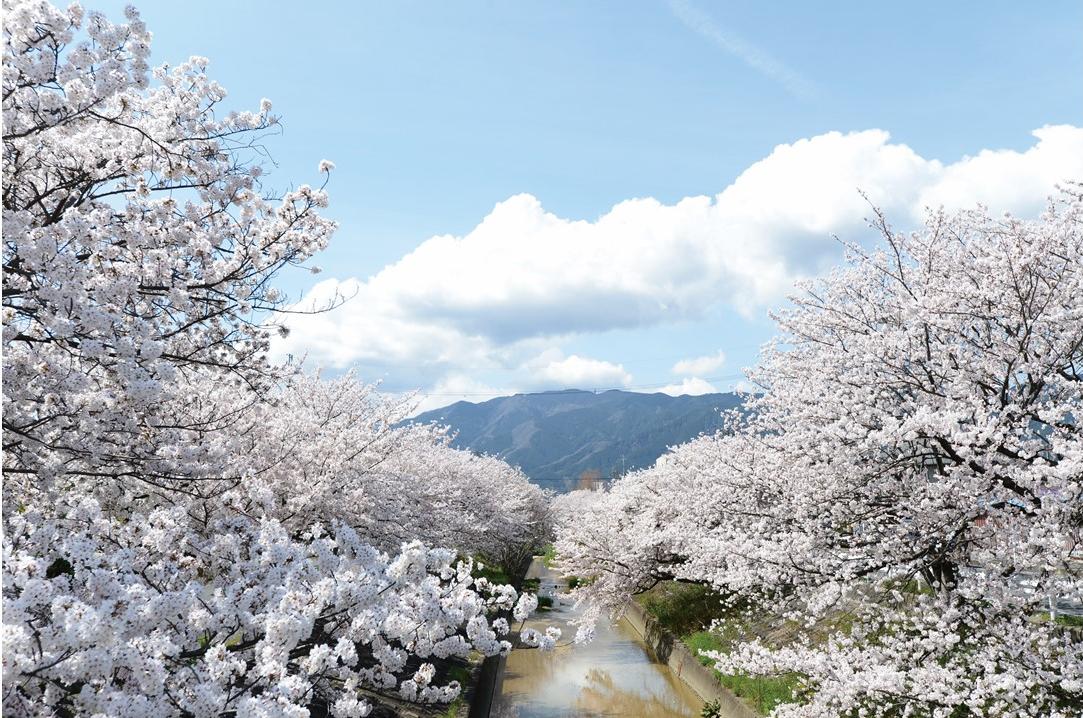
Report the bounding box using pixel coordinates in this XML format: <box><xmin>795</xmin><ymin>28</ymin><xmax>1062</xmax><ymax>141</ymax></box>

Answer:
<box><xmin>2</xmin><ymin>3</ymin><xmax>549</xmax><ymax>715</ymax></box>
<box><xmin>557</xmin><ymin>192</ymin><xmax>1083</xmax><ymax>718</ymax></box>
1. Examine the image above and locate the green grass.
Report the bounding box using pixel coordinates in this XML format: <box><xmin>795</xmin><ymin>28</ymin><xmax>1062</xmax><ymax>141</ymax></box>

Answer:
<box><xmin>446</xmin><ymin>662</ymin><xmax>472</xmax><ymax>684</ymax></box>
<box><xmin>537</xmin><ymin>594</ymin><xmax>554</xmax><ymax>610</ymax></box>
<box><xmin>565</xmin><ymin>575</ymin><xmax>595</xmax><ymax>589</ymax></box>
<box><xmin>637</xmin><ymin>582</ymin><xmax>729</xmax><ymax>637</ymax></box>
<box><xmin>438</xmin><ymin>697</ymin><xmax>464</xmax><ymax>717</ymax></box>
<box><xmin>635</xmin><ymin>581</ymin><xmax>802</xmax><ymax>716</ymax></box>
<box><xmin>1035</xmin><ymin>612</ymin><xmax>1083</xmax><ymax>627</ymax></box>
<box><xmin>436</xmin><ymin>661</ymin><xmax>472</xmax><ymax>716</ymax></box>
<box><xmin>684</xmin><ymin>630</ymin><xmax>800</xmax><ymax>716</ymax></box>
<box><xmin>470</xmin><ymin>559</ymin><xmax>511</xmax><ymax>586</ymax></box>
<box><xmin>538</xmin><ymin>546</ymin><xmax>599</xmax><ymax>590</ymax></box>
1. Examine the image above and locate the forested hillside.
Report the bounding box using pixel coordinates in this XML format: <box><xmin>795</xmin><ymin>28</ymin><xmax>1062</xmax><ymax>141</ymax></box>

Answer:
<box><xmin>413</xmin><ymin>389</ymin><xmax>743</xmax><ymax>490</ymax></box>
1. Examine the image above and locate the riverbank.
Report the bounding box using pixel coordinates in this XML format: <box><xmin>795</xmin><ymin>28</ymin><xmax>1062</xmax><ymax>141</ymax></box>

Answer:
<box><xmin>634</xmin><ymin>582</ymin><xmax>804</xmax><ymax>716</ymax></box>
<box><xmin>492</xmin><ymin>560</ymin><xmax>706</xmax><ymax>717</ymax></box>
<box><xmin>622</xmin><ymin>599</ymin><xmax>758</xmax><ymax>718</ymax></box>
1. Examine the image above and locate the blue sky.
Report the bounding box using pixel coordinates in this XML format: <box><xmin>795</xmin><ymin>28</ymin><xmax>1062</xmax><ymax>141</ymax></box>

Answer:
<box><xmin>99</xmin><ymin>0</ymin><xmax>1083</xmax><ymax>409</ymax></box>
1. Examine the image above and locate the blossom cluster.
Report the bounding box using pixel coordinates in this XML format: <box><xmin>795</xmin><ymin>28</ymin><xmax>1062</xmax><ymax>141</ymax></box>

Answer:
<box><xmin>4</xmin><ymin>499</ymin><xmax>518</xmax><ymax>716</ymax></box>
<box><xmin>2</xmin><ymin>3</ymin><xmax>549</xmax><ymax>715</ymax></box>
<box><xmin>220</xmin><ymin>372</ymin><xmax>549</xmax><ymax>559</ymax></box>
<box><xmin>3</xmin><ymin>0</ymin><xmax>335</xmax><ymax>497</ymax></box>
<box><xmin>556</xmin><ymin>195</ymin><xmax>1083</xmax><ymax>717</ymax></box>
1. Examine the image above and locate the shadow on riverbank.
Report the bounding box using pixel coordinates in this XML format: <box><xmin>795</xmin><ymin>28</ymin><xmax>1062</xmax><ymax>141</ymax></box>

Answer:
<box><xmin>490</xmin><ymin>559</ymin><xmax>707</xmax><ymax>717</ymax></box>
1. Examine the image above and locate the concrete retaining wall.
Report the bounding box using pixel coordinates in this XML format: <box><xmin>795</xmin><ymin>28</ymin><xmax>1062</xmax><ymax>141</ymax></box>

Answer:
<box><xmin>467</xmin><ymin>649</ymin><xmax>505</xmax><ymax>718</ymax></box>
<box><xmin>467</xmin><ymin>559</ymin><xmax>534</xmax><ymax>718</ymax></box>
<box><xmin>622</xmin><ymin>600</ymin><xmax>758</xmax><ymax>718</ymax></box>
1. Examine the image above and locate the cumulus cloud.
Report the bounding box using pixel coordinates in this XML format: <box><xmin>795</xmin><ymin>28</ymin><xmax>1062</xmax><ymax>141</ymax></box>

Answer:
<box><xmin>529</xmin><ymin>353</ymin><xmax>632</xmax><ymax>390</ymax></box>
<box><xmin>673</xmin><ymin>350</ymin><xmax>727</xmax><ymax>376</ymax></box>
<box><xmin>915</xmin><ymin>125</ymin><xmax>1083</xmax><ymax>217</ymax></box>
<box><xmin>653</xmin><ymin>377</ymin><xmax>720</xmax><ymax>397</ymax></box>
<box><xmin>408</xmin><ymin>374</ymin><xmax>511</xmax><ymax>415</ymax></box>
<box><xmin>398</xmin><ymin>351</ymin><xmax>634</xmax><ymax>415</ymax></box>
<box><xmin>273</xmin><ymin>125</ymin><xmax>1083</xmax><ymax>390</ymax></box>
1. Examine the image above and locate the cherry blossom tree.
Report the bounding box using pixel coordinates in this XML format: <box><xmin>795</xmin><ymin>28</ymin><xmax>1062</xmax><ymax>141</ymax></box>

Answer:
<box><xmin>225</xmin><ymin>372</ymin><xmax>550</xmax><ymax>557</ymax></box>
<box><xmin>3</xmin><ymin>0</ymin><xmax>340</xmax><ymax>501</ymax></box>
<box><xmin>2</xmin><ymin>3</ymin><xmax>548</xmax><ymax>715</ymax></box>
<box><xmin>4</xmin><ymin>499</ymin><xmax>529</xmax><ymax>716</ymax></box>
<box><xmin>557</xmin><ymin>193</ymin><xmax>1083</xmax><ymax>717</ymax></box>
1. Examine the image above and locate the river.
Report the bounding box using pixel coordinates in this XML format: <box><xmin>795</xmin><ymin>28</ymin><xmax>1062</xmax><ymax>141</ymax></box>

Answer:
<box><xmin>491</xmin><ymin>561</ymin><xmax>705</xmax><ymax>718</ymax></box>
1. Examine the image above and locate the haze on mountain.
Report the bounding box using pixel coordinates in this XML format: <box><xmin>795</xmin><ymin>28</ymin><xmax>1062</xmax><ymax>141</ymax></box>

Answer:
<box><xmin>410</xmin><ymin>389</ymin><xmax>743</xmax><ymax>492</ymax></box>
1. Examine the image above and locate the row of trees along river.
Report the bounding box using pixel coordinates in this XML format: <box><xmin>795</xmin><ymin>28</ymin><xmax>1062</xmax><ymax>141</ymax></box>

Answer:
<box><xmin>3</xmin><ymin>2</ymin><xmax>1081</xmax><ymax>718</ymax></box>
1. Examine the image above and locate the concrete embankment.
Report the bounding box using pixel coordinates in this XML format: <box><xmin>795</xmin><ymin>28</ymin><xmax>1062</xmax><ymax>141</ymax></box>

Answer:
<box><xmin>622</xmin><ymin>599</ymin><xmax>759</xmax><ymax>718</ymax></box>
<box><xmin>467</xmin><ymin>554</ymin><xmax>534</xmax><ymax>718</ymax></box>
<box><xmin>467</xmin><ymin>651</ymin><xmax>503</xmax><ymax>718</ymax></box>
<box><xmin>489</xmin><ymin>559</ymin><xmax>737</xmax><ymax>717</ymax></box>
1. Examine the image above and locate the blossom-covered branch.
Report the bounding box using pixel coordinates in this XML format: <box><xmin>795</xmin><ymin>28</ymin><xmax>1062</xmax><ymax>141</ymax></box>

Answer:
<box><xmin>557</xmin><ymin>192</ymin><xmax>1083</xmax><ymax>717</ymax></box>
<box><xmin>3</xmin><ymin>3</ymin><xmax>551</xmax><ymax>715</ymax></box>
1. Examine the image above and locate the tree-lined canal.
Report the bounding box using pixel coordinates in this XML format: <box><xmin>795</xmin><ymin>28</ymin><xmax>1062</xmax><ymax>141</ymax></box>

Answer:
<box><xmin>492</xmin><ymin>561</ymin><xmax>705</xmax><ymax>717</ymax></box>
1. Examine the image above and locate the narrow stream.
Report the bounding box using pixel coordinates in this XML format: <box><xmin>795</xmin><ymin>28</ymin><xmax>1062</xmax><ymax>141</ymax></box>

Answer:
<box><xmin>492</xmin><ymin>561</ymin><xmax>705</xmax><ymax>717</ymax></box>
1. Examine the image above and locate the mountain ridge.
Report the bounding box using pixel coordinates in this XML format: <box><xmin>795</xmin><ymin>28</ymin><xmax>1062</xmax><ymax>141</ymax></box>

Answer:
<box><xmin>410</xmin><ymin>389</ymin><xmax>742</xmax><ymax>491</ymax></box>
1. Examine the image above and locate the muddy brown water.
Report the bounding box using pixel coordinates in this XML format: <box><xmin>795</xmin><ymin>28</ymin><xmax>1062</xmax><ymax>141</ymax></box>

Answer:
<box><xmin>491</xmin><ymin>562</ymin><xmax>705</xmax><ymax>718</ymax></box>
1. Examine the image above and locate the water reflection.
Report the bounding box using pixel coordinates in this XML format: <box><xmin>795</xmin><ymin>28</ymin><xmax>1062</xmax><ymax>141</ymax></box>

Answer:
<box><xmin>493</xmin><ymin>563</ymin><xmax>703</xmax><ymax>718</ymax></box>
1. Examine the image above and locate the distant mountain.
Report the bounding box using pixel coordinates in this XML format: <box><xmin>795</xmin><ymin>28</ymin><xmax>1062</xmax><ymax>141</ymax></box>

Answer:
<box><xmin>409</xmin><ymin>389</ymin><xmax>742</xmax><ymax>491</ymax></box>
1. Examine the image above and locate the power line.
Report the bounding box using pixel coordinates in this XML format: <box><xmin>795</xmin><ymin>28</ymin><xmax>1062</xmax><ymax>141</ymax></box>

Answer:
<box><xmin>323</xmin><ymin>349</ymin><xmax>754</xmax><ymax>374</ymax></box>
<box><xmin>385</xmin><ymin>373</ymin><xmax>748</xmax><ymax>398</ymax></box>
<box><xmin>526</xmin><ymin>477</ymin><xmax>615</xmax><ymax>483</ymax></box>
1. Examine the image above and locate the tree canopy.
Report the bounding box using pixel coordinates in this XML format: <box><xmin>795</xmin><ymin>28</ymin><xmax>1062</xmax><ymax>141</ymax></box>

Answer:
<box><xmin>556</xmin><ymin>194</ymin><xmax>1083</xmax><ymax>718</ymax></box>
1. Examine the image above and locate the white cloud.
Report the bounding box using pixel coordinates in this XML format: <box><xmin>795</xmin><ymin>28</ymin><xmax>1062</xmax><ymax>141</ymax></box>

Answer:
<box><xmin>915</xmin><ymin>125</ymin><xmax>1083</xmax><ymax>217</ymax></box>
<box><xmin>273</xmin><ymin>125</ymin><xmax>1083</xmax><ymax>391</ymax></box>
<box><xmin>531</xmin><ymin>354</ymin><xmax>632</xmax><ymax>390</ymax></box>
<box><xmin>393</xmin><ymin>351</ymin><xmax>635</xmax><ymax>414</ymax></box>
<box><xmin>730</xmin><ymin>379</ymin><xmax>758</xmax><ymax>395</ymax></box>
<box><xmin>672</xmin><ymin>350</ymin><xmax>727</xmax><ymax>376</ymax></box>
<box><xmin>653</xmin><ymin>377</ymin><xmax>720</xmax><ymax>397</ymax></box>
<box><xmin>406</xmin><ymin>374</ymin><xmax>512</xmax><ymax>415</ymax></box>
